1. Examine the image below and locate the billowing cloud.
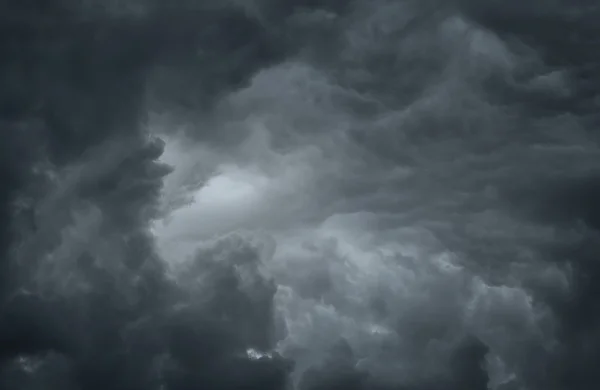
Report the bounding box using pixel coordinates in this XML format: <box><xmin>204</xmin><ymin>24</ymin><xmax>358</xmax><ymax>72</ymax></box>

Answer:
<box><xmin>1</xmin><ymin>1</ymin><xmax>600</xmax><ymax>390</ymax></box>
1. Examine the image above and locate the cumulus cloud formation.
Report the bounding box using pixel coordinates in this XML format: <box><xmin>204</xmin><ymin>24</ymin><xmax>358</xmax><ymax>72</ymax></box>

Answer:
<box><xmin>1</xmin><ymin>1</ymin><xmax>600</xmax><ymax>389</ymax></box>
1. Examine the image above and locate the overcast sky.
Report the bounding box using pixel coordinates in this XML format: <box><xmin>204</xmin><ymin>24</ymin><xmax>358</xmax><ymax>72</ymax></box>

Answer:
<box><xmin>1</xmin><ymin>1</ymin><xmax>600</xmax><ymax>390</ymax></box>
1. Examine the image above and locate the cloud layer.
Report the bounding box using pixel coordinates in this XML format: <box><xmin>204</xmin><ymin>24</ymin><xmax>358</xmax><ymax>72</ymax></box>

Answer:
<box><xmin>1</xmin><ymin>1</ymin><xmax>600</xmax><ymax>390</ymax></box>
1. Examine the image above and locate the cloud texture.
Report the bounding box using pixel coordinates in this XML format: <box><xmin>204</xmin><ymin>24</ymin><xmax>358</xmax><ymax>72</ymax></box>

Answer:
<box><xmin>1</xmin><ymin>1</ymin><xmax>600</xmax><ymax>389</ymax></box>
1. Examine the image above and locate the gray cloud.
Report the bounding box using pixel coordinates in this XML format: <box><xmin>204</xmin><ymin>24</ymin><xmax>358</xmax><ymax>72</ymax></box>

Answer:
<box><xmin>1</xmin><ymin>1</ymin><xmax>599</xmax><ymax>390</ymax></box>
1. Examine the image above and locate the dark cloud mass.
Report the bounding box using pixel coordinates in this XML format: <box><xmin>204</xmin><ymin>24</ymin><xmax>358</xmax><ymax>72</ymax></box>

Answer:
<box><xmin>1</xmin><ymin>1</ymin><xmax>600</xmax><ymax>389</ymax></box>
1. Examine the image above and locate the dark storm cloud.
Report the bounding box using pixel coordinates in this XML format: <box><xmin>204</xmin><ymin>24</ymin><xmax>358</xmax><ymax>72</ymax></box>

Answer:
<box><xmin>2</xmin><ymin>1</ymin><xmax>600</xmax><ymax>390</ymax></box>
<box><xmin>461</xmin><ymin>3</ymin><xmax>600</xmax><ymax>389</ymax></box>
<box><xmin>0</xmin><ymin>1</ymin><xmax>292</xmax><ymax>389</ymax></box>
<box><xmin>506</xmin><ymin>174</ymin><xmax>600</xmax><ymax>389</ymax></box>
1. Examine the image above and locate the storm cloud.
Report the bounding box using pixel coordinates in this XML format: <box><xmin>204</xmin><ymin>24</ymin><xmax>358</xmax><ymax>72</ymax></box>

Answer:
<box><xmin>1</xmin><ymin>1</ymin><xmax>600</xmax><ymax>390</ymax></box>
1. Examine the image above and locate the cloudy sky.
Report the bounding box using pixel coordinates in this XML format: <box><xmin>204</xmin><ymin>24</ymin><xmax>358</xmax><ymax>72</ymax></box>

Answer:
<box><xmin>1</xmin><ymin>1</ymin><xmax>600</xmax><ymax>389</ymax></box>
